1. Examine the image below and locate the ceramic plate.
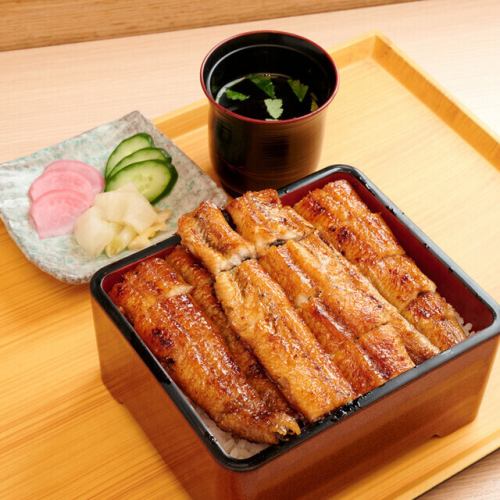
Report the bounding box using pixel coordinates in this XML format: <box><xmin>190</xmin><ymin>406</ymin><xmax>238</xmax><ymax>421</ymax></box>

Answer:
<box><xmin>0</xmin><ymin>111</ymin><xmax>227</xmax><ymax>283</ymax></box>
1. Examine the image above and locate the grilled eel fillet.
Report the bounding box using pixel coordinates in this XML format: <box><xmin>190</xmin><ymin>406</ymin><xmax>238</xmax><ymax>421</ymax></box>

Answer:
<box><xmin>178</xmin><ymin>202</ymin><xmax>355</xmax><ymax>420</ymax></box>
<box><xmin>260</xmin><ymin>234</ymin><xmax>416</xmax><ymax>385</ymax></box>
<box><xmin>166</xmin><ymin>245</ymin><xmax>292</xmax><ymax>414</ymax></box>
<box><xmin>215</xmin><ymin>259</ymin><xmax>356</xmax><ymax>422</ymax></box>
<box><xmin>226</xmin><ymin>189</ymin><xmax>314</xmax><ymax>255</ymax></box>
<box><xmin>109</xmin><ymin>258</ymin><xmax>299</xmax><ymax>444</ymax></box>
<box><xmin>293</xmin><ymin>233</ymin><xmax>438</xmax><ymax>364</ymax></box>
<box><xmin>177</xmin><ymin>201</ymin><xmax>256</xmax><ymax>275</ymax></box>
<box><xmin>295</xmin><ymin>181</ymin><xmax>467</xmax><ymax>351</ymax></box>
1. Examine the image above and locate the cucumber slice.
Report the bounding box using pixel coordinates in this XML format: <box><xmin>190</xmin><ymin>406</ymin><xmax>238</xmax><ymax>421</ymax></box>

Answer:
<box><xmin>105</xmin><ymin>133</ymin><xmax>154</xmax><ymax>178</ymax></box>
<box><xmin>105</xmin><ymin>160</ymin><xmax>178</xmax><ymax>203</ymax></box>
<box><xmin>108</xmin><ymin>147</ymin><xmax>171</xmax><ymax>179</ymax></box>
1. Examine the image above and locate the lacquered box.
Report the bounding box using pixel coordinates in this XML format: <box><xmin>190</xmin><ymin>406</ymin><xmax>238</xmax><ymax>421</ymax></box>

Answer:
<box><xmin>91</xmin><ymin>165</ymin><xmax>499</xmax><ymax>498</ymax></box>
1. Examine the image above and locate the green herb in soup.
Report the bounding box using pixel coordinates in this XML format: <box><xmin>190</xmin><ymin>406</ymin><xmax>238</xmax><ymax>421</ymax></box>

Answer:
<box><xmin>264</xmin><ymin>98</ymin><xmax>283</xmax><ymax>120</ymax></box>
<box><xmin>249</xmin><ymin>74</ymin><xmax>276</xmax><ymax>98</ymax></box>
<box><xmin>287</xmin><ymin>79</ymin><xmax>309</xmax><ymax>103</ymax></box>
<box><xmin>215</xmin><ymin>73</ymin><xmax>319</xmax><ymax>120</ymax></box>
<box><xmin>310</xmin><ymin>92</ymin><xmax>319</xmax><ymax>112</ymax></box>
<box><xmin>225</xmin><ymin>89</ymin><xmax>249</xmax><ymax>101</ymax></box>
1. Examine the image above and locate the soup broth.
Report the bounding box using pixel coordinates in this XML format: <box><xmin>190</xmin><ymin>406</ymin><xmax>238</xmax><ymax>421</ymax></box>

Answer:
<box><xmin>215</xmin><ymin>73</ymin><xmax>319</xmax><ymax>121</ymax></box>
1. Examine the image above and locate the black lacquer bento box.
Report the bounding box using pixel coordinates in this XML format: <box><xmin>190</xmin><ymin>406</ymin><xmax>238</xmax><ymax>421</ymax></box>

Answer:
<box><xmin>90</xmin><ymin>165</ymin><xmax>500</xmax><ymax>498</ymax></box>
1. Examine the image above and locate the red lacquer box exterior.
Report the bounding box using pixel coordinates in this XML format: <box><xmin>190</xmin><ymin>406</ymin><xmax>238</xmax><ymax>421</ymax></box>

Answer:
<box><xmin>91</xmin><ymin>165</ymin><xmax>499</xmax><ymax>498</ymax></box>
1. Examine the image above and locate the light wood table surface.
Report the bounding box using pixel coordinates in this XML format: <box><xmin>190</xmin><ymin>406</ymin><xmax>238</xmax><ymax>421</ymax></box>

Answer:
<box><xmin>1</xmin><ymin>0</ymin><xmax>499</xmax><ymax>498</ymax></box>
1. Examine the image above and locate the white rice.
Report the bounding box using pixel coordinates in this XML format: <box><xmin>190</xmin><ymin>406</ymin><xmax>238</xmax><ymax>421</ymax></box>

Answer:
<box><xmin>457</xmin><ymin>313</ymin><xmax>474</xmax><ymax>336</ymax></box>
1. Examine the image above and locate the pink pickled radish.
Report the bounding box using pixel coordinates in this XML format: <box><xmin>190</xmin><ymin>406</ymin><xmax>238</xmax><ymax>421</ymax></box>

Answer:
<box><xmin>29</xmin><ymin>189</ymin><xmax>93</xmax><ymax>238</ymax></box>
<box><xmin>45</xmin><ymin>160</ymin><xmax>104</xmax><ymax>194</ymax></box>
<box><xmin>29</xmin><ymin>170</ymin><xmax>95</xmax><ymax>203</ymax></box>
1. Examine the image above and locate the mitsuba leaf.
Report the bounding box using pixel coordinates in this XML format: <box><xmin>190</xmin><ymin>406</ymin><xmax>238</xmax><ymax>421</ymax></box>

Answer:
<box><xmin>264</xmin><ymin>98</ymin><xmax>283</xmax><ymax>119</ymax></box>
<box><xmin>249</xmin><ymin>74</ymin><xmax>276</xmax><ymax>98</ymax></box>
<box><xmin>226</xmin><ymin>89</ymin><xmax>249</xmax><ymax>101</ymax></box>
<box><xmin>310</xmin><ymin>92</ymin><xmax>319</xmax><ymax>112</ymax></box>
<box><xmin>287</xmin><ymin>79</ymin><xmax>309</xmax><ymax>102</ymax></box>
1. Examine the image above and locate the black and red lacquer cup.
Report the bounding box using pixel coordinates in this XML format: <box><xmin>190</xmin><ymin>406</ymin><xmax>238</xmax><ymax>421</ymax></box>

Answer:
<box><xmin>201</xmin><ymin>31</ymin><xmax>339</xmax><ymax>194</ymax></box>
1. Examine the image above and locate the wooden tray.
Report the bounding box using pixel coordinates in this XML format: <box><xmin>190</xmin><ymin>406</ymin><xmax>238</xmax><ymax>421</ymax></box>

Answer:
<box><xmin>1</xmin><ymin>33</ymin><xmax>498</xmax><ymax>500</ymax></box>
<box><xmin>153</xmin><ymin>33</ymin><xmax>500</xmax><ymax>498</ymax></box>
